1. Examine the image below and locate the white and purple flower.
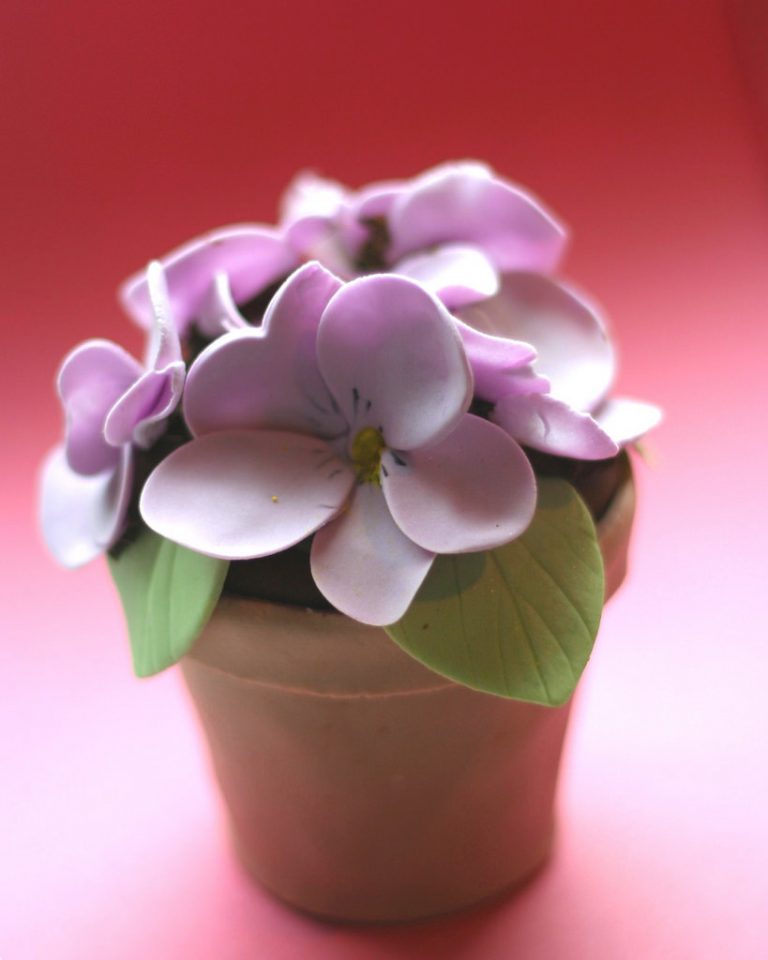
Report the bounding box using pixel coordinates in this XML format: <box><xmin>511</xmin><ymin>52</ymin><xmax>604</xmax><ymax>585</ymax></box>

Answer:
<box><xmin>120</xmin><ymin>225</ymin><xmax>297</xmax><ymax>338</ymax></box>
<box><xmin>453</xmin><ymin>271</ymin><xmax>661</xmax><ymax>455</ymax></box>
<box><xmin>40</xmin><ymin>263</ymin><xmax>185</xmax><ymax>566</ymax></box>
<box><xmin>40</xmin><ymin>161</ymin><xmax>662</xmax><ymax>636</ymax></box>
<box><xmin>139</xmin><ymin>264</ymin><xmax>538</xmax><ymax>624</ymax></box>
<box><xmin>280</xmin><ymin>162</ymin><xmax>659</xmax><ymax>452</ymax></box>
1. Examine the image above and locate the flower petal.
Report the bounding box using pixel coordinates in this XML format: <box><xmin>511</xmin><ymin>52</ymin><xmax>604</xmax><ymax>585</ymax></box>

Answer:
<box><xmin>353</xmin><ymin>163</ymin><xmax>492</xmax><ymax>221</ymax></box>
<box><xmin>39</xmin><ymin>445</ymin><xmax>132</xmax><ymax>567</ymax></box>
<box><xmin>353</xmin><ymin>176</ymin><xmax>412</xmax><ymax>220</ymax></box>
<box><xmin>395</xmin><ymin>243</ymin><xmax>499</xmax><ymax>308</ymax></box>
<box><xmin>120</xmin><ymin>225</ymin><xmax>297</xmax><ymax>335</ymax></box>
<box><xmin>104</xmin><ymin>363</ymin><xmax>185</xmax><ymax>449</ymax></box>
<box><xmin>58</xmin><ymin>340</ymin><xmax>142</xmax><ymax>475</ymax></box>
<box><xmin>144</xmin><ymin>261</ymin><xmax>182</xmax><ymax>368</ymax></box>
<box><xmin>280</xmin><ymin>172</ymin><xmax>364</xmax><ymax>274</ymax></box>
<box><xmin>196</xmin><ymin>272</ymin><xmax>250</xmax><ymax>336</ymax></box>
<box><xmin>310</xmin><ymin>482</ymin><xmax>435</xmax><ymax>625</ymax></box>
<box><xmin>289</xmin><ymin>224</ymin><xmax>358</xmax><ymax>278</ymax></box>
<box><xmin>184</xmin><ymin>262</ymin><xmax>346</xmax><ymax>439</ymax></box>
<box><xmin>493</xmin><ymin>393</ymin><xmax>619</xmax><ymax>460</ymax></box>
<box><xmin>318</xmin><ymin>274</ymin><xmax>472</xmax><ymax>451</ymax></box>
<box><xmin>453</xmin><ymin>320</ymin><xmax>540</xmax><ymax>402</ymax></box>
<box><xmin>382</xmin><ymin>414</ymin><xmax>536</xmax><ymax>553</ymax></box>
<box><xmin>140</xmin><ymin>430</ymin><xmax>354</xmax><ymax>560</ymax></box>
<box><xmin>457</xmin><ymin>272</ymin><xmax>615</xmax><ymax>411</ymax></box>
<box><xmin>387</xmin><ymin>164</ymin><xmax>566</xmax><ymax>272</ymax></box>
<box><xmin>593</xmin><ymin>397</ymin><xmax>663</xmax><ymax>445</ymax></box>
<box><xmin>280</xmin><ymin>171</ymin><xmax>349</xmax><ymax>230</ymax></box>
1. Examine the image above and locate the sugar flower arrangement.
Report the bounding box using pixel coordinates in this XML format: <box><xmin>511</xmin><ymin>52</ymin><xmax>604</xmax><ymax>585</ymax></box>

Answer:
<box><xmin>40</xmin><ymin>162</ymin><xmax>660</xmax><ymax>704</ymax></box>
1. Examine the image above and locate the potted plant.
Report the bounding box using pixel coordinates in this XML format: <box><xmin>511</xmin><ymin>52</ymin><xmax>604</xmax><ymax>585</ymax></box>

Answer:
<box><xmin>39</xmin><ymin>161</ymin><xmax>660</xmax><ymax>923</ymax></box>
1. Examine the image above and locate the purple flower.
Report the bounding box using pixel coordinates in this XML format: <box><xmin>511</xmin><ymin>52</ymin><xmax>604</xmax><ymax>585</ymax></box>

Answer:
<box><xmin>456</xmin><ymin>271</ymin><xmax>661</xmax><ymax>456</ymax></box>
<box><xmin>40</xmin><ymin>263</ymin><xmax>185</xmax><ymax>566</ymax></box>
<box><xmin>139</xmin><ymin>263</ymin><xmax>537</xmax><ymax>625</ymax></box>
<box><xmin>280</xmin><ymin>162</ymin><xmax>567</xmax><ymax>309</ymax></box>
<box><xmin>120</xmin><ymin>224</ymin><xmax>297</xmax><ymax>338</ymax></box>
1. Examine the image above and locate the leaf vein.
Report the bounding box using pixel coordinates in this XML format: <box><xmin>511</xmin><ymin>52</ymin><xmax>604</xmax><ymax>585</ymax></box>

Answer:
<box><xmin>517</xmin><ymin>541</ymin><xmax>595</xmax><ymax>638</ymax></box>
<box><xmin>516</xmin><ymin>591</ymin><xmax>578</xmax><ymax>684</ymax></box>
<box><xmin>495</xmin><ymin>588</ymin><xmax>513</xmax><ymax>694</ymax></box>
<box><xmin>490</xmin><ymin>552</ymin><xmax>551</xmax><ymax>702</ymax></box>
<box><xmin>452</xmin><ymin>558</ymin><xmax>478</xmax><ymax>684</ymax></box>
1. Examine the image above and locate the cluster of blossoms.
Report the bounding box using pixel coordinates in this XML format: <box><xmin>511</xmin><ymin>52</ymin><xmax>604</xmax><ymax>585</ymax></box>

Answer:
<box><xmin>41</xmin><ymin>162</ymin><xmax>660</xmax><ymax>625</ymax></box>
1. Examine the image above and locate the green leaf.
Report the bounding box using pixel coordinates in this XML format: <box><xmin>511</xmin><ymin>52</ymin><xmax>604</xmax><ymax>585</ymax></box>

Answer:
<box><xmin>385</xmin><ymin>479</ymin><xmax>604</xmax><ymax>705</ymax></box>
<box><xmin>107</xmin><ymin>528</ymin><xmax>229</xmax><ymax>678</ymax></box>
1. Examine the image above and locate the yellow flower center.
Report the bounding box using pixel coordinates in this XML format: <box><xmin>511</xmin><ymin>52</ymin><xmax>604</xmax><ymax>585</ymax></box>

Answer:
<box><xmin>351</xmin><ymin>427</ymin><xmax>386</xmax><ymax>484</ymax></box>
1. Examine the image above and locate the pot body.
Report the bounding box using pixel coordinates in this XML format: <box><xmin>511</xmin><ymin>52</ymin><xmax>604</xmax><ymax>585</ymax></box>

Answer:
<box><xmin>181</xmin><ymin>474</ymin><xmax>635</xmax><ymax>923</ymax></box>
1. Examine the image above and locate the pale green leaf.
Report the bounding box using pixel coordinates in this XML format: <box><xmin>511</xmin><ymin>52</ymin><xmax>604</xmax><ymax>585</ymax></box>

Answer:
<box><xmin>107</xmin><ymin>528</ymin><xmax>229</xmax><ymax>678</ymax></box>
<box><xmin>385</xmin><ymin>479</ymin><xmax>604</xmax><ymax>705</ymax></box>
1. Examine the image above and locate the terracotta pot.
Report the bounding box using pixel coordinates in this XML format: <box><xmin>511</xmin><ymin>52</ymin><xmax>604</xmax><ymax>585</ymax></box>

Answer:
<box><xmin>181</xmin><ymin>471</ymin><xmax>636</xmax><ymax>923</ymax></box>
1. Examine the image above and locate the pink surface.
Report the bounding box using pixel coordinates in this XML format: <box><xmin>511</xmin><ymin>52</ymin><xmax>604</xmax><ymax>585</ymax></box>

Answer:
<box><xmin>2</xmin><ymin>1</ymin><xmax>767</xmax><ymax>956</ymax></box>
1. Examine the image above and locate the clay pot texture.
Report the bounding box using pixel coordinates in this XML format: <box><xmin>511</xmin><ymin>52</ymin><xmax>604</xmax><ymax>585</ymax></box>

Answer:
<box><xmin>181</xmin><ymin>471</ymin><xmax>636</xmax><ymax>923</ymax></box>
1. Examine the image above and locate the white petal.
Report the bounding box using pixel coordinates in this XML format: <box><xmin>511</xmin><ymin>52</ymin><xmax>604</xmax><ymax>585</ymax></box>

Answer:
<box><xmin>196</xmin><ymin>272</ymin><xmax>250</xmax><ymax>336</ymax></box>
<box><xmin>382</xmin><ymin>414</ymin><xmax>536</xmax><ymax>553</ymax></box>
<box><xmin>458</xmin><ymin>272</ymin><xmax>615</xmax><ymax>411</ymax></box>
<box><xmin>594</xmin><ymin>397</ymin><xmax>663</xmax><ymax>445</ymax></box>
<box><xmin>140</xmin><ymin>430</ymin><xmax>354</xmax><ymax>560</ymax></box>
<box><xmin>39</xmin><ymin>445</ymin><xmax>132</xmax><ymax>568</ymax></box>
<box><xmin>310</xmin><ymin>483</ymin><xmax>435</xmax><ymax>625</ymax></box>
<box><xmin>184</xmin><ymin>263</ymin><xmax>346</xmax><ymax>440</ymax></box>
<box><xmin>318</xmin><ymin>274</ymin><xmax>472</xmax><ymax>451</ymax></box>
<box><xmin>493</xmin><ymin>393</ymin><xmax>619</xmax><ymax>460</ymax></box>
<box><xmin>395</xmin><ymin>243</ymin><xmax>499</xmax><ymax>308</ymax></box>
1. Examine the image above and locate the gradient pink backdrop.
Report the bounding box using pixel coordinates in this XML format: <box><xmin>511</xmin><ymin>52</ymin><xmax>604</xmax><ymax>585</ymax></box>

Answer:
<box><xmin>2</xmin><ymin>1</ymin><xmax>767</xmax><ymax>956</ymax></box>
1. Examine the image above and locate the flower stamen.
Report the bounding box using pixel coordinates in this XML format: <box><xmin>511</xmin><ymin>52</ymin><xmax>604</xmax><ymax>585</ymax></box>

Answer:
<box><xmin>351</xmin><ymin>427</ymin><xmax>386</xmax><ymax>484</ymax></box>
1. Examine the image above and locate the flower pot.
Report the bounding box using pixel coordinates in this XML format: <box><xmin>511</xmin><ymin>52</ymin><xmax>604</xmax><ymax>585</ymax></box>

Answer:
<box><xmin>180</xmin><ymin>469</ymin><xmax>635</xmax><ymax>923</ymax></box>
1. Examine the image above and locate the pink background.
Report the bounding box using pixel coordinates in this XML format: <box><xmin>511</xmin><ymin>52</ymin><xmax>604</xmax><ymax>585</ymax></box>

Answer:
<box><xmin>2</xmin><ymin>1</ymin><xmax>767</xmax><ymax>956</ymax></box>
